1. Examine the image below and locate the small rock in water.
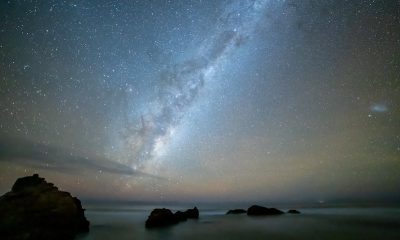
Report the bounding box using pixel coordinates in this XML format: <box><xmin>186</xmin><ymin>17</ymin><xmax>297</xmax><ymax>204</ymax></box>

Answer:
<box><xmin>184</xmin><ymin>207</ymin><xmax>199</xmax><ymax>219</ymax></box>
<box><xmin>247</xmin><ymin>205</ymin><xmax>284</xmax><ymax>216</ymax></box>
<box><xmin>145</xmin><ymin>208</ymin><xmax>178</xmax><ymax>228</ymax></box>
<box><xmin>145</xmin><ymin>206</ymin><xmax>199</xmax><ymax>228</ymax></box>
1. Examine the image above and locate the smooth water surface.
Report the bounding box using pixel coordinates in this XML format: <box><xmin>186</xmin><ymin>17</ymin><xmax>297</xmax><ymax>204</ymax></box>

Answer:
<box><xmin>76</xmin><ymin>205</ymin><xmax>400</xmax><ymax>240</ymax></box>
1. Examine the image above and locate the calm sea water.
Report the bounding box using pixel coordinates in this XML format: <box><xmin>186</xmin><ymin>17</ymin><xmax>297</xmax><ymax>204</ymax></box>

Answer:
<box><xmin>76</xmin><ymin>205</ymin><xmax>400</xmax><ymax>240</ymax></box>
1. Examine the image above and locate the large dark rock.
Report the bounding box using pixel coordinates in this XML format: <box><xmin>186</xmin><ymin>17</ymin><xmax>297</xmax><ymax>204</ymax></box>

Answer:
<box><xmin>174</xmin><ymin>210</ymin><xmax>188</xmax><ymax>222</ymax></box>
<box><xmin>247</xmin><ymin>205</ymin><xmax>284</xmax><ymax>216</ymax></box>
<box><xmin>0</xmin><ymin>174</ymin><xmax>89</xmax><ymax>240</ymax></box>
<box><xmin>145</xmin><ymin>208</ymin><xmax>178</xmax><ymax>228</ymax></box>
<box><xmin>287</xmin><ymin>209</ymin><xmax>301</xmax><ymax>214</ymax></box>
<box><xmin>184</xmin><ymin>207</ymin><xmax>199</xmax><ymax>219</ymax></box>
<box><xmin>145</xmin><ymin>207</ymin><xmax>199</xmax><ymax>228</ymax></box>
<box><xmin>226</xmin><ymin>209</ymin><xmax>247</xmax><ymax>214</ymax></box>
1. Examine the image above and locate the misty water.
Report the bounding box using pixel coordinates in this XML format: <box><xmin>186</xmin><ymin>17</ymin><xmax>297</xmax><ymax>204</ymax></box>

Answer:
<box><xmin>76</xmin><ymin>205</ymin><xmax>400</xmax><ymax>240</ymax></box>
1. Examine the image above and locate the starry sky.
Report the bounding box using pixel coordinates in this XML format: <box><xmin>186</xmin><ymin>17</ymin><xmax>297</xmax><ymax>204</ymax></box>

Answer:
<box><xmin>0</xmin><ymin>0</ymin><xmax>399</xmax><ymax>204</ymax></box>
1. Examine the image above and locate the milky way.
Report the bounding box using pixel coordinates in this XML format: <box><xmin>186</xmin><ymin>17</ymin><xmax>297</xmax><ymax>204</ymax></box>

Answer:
<box><xmin>120</xmin><ymin>0</ymin><xmax>270</xmax><ymax>172</ymax></box>
<box><xmin>0</xmin><ymin>0</ymin><xmax>399</xmax><ymax>202</ymax></box>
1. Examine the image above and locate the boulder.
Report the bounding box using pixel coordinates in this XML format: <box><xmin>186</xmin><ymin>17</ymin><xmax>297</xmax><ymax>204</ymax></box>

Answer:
<box><xmin>226</xmin><ymin>209</ymin><xmax>247</xmax><ymax>214</ymax></box>
<box><xmin>247</xmin><ymin>205</ymin><xmax>284</xmax><ymax>216</ymax></box>
<box><xmin>145</xmin><ymin>207</ymin><xmax>199</xmax><ymax>228</ymax></box>
<box><xmin>287</xmin><ymin>209</ymin><xmax>300</xmax><ymax>214</ymax></box>
<box><xmin>0</xmin><ymin>174</ymin><xmax>89</xmax><ymax>240</ymax></box>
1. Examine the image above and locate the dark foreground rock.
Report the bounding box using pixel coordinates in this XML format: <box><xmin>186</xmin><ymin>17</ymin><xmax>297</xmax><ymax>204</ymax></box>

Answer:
<box><xmin>226</xmin><ymin>209</ymin><xmax>247</xmax><ymax>214</ymax></box>
<box><xmin>287</xmin><ymin>209</ymin><xmax>301</xmax><ymax>214</ymax></box>
<box><xmin>247</xmin><ymin>205</ymin><xmax>284</xmax><ymax>216</ymax></box>
<box><xmin>145</xmin><ymin>207</ymin><xmax>199</xmax><ymax>228</ymax></box>
<box><xmin>0</xmin><ymin>174</ymin><xmax>89</xmax><ymax>240</ymax></box>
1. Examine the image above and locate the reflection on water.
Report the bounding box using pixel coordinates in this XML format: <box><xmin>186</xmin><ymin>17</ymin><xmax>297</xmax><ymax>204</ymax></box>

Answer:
<box><xmin>76</xmin><ymin>206</ymin><xmax>400</xmax><ymax>240</ymax></box>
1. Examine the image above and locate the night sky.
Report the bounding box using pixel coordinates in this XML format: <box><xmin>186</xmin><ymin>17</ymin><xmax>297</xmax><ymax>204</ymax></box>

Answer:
<box><xmin>1</xmin><ymin>0</ymin><xmax>399</xmax><ymax>204</ymax></box>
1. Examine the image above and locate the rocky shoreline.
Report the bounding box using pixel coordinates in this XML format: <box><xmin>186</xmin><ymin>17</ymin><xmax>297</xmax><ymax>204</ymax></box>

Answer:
<box><xmin>1</xmin><ymin>174</ymin><xmax>302</xmax><ymax>236</ymax></box>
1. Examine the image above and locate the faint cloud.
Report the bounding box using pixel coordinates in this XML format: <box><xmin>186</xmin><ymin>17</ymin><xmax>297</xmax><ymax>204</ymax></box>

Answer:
<box><xmin>0</xmin><ymin>137</ymin><xmax>162</xmax><ymax>179</ymax></box>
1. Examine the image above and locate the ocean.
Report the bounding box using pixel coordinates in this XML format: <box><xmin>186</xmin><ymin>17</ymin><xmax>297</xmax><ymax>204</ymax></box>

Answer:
<box><xmin>76</xmin><ymin>205</ymin><xmax>400</xmax><ymax>240</ymax></box>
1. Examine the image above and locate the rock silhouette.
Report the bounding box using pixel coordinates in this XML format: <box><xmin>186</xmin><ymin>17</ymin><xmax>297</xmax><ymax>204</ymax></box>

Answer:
<box><xmin>247</xmin><ymin>205</ymin><xmax>284</xmax><ymax>216</ymax></box>
<box><xmin>0</xmin><ymin>174</ymin><xmax>89</xmax><ymax>240</ymax></box>
<box><xmin>226</xmin><ymin>209</ymin><xmax>247</xmax><ymax>214</ymax></box>
<box><xmin>145</xmin><ymin>207</ymin><xmax>199</xmax><ymax>228</ymax></box>
<box><xmin>184</xmin><ymin>207</ymin><xmax>199</xmax><ymax>219</ymax></box>
<box><xmin>288</xmin><ymin>209</ymin><xmax>301</xmax><ymax>214</ymax></box>
<box><xmin>145</xmin><ymin>208</ymin><xmax>178</xmax><ymax>228</ymax></box>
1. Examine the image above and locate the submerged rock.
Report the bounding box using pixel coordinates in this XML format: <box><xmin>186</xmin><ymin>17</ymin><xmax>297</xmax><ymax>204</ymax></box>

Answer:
<box><xmin>0</xmin><ymin>174</ymin><xmax>89</xmax><ymax>240</ymax></box>
<box><xmin>145</xmin><ymin>207</ymin><xmax>199</xmax><ymax>228</ymax></box>
<box><xmin>287</xmin><ymin>209</ymin><xmax>301</xmax><ymax>214</ymax></box>
<box><xmin>226</xmin><ymin>209</ymin><xmax>247</xmax><ymax>214</ymax></box>
<box><xmin>247</xmin><ymin>205</ymin><xmax>284</xmax><ymax>216</ymax></box>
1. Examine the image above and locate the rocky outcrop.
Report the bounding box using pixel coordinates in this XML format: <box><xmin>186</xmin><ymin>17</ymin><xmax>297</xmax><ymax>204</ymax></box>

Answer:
<box><xmin>184</xmin><ymin>207</ymin><xmax>199</xmax><ymax>219</ymax></box>
<box><xmin>226</xmin><ymin>209</ymin><xmax>247</xmax><ymax>214</ymax></box>
<box><xmin>247</xmin><ymin>205</ymin><xmax>284</xmax><ymax>216</ymax></box>
<box><xmin>145</xmin><ymin>208</ymin><xmax>178</xmax><ymax>228</ymax></box>
<box><xmin>145</xmin><ymin>207</ymin><xmax>199</xmax><ymax>228</ymax></box>
<box><xmin>0</xmin><ymin>174</ymin><xmax>89</xmax><ymax>240</ymax></box>
<box><xmin>287</xmin><ymin>209</ymin><xmax>300</xmax><ymax>214</ymax></box>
